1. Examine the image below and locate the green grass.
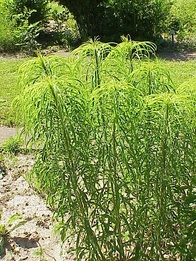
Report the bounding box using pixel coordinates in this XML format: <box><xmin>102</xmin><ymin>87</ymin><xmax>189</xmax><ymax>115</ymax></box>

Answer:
<box><xmin>0</xmin><ymin>57</ymin><xmax>28</xmax><ymax>126</ymax></box>
<box><xmin>162</xmin><ymin>59</ymin><xmax>196</xmax><ymax>86</ymax></box>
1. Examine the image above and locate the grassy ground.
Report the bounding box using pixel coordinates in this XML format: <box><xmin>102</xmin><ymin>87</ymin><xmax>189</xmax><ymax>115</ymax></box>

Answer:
<box><xmin>0</xmin><ymin>55</ymin><xmax>195</xmax><ymax>126</ymax></box>
<box><xmin>0</xmin><ymin>57</ymin><xmax>28</xmax><ymax>126</ymax></box>
<box><xmin>163</xmin><ymin>59</ymin><xmax>196</xmax><ymax>86</ymax></box>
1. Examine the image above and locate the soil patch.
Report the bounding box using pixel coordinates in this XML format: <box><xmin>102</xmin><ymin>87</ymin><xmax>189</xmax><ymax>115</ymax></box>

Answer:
<box><xmin>157</xmin><ymin>51</ymin><xmax>196</xmax><ymax>61</ymax></box>
<box><xmin>1</xmin><ymin>48</ymin><xmax>196</xmax><ymax>61</ymax></box>
<box><xmin>0</xmin><ymin>154</ymin><xmax>75</xmax><ymax>260</ymax></box>
<box><xmin>0</xmin><ymin>127</ymin><xmax>18</xmax><ymax>146</ymax></box>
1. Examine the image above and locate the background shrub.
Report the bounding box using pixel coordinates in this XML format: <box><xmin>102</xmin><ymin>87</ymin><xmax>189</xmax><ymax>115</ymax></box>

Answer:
<box><xmin>9</xmin><ymin>0</ymin><xmax>50</xmax><ymax>24</ymax></box>
<box><xmin>0</xmin><ymin>0</ymin><xmax>18</xmax><ymax>51</ymax></box>
<box><xmin>103</xmin><ymin>0</ymin><xmax>172</xmax><ymax>41</ymax></box>
<box><xmin>167</xmin><ymin>0</ymin><xmax>196</xmax><ymax>48</ymax></box>
<box><xmin>47</xmin><ymin>2</ymin><xmax>80</xmax><ymax>49</ymax></box>
<box><xmin>59</xmin><ymin>0</ymin><xmax>171</xmax><ymax>42</ymax></box>
<box><xmin>0</xmin><ymin>0</ymin><xmax>46</xmax><ymax>53</ymax></box>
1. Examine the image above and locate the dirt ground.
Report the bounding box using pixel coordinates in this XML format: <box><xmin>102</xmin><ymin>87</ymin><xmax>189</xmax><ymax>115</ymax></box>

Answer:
<box><xmin>0</xmin><ymin>127</ymin><xmax>18</xmax><ymax>146</ymax></box>
<box><xmin>157</xmin><ymin>50</ymin><xmax>196</xmax><ymax>60</ymax></box>
<box><xmin>0</xmin><ymin>127</ymin><xmax>75</xmax><ymax>260</ymax></box>
<box><xmin>0</xmin><ymin>153</ymin><xmax>75</xmax><ymax>261</ymax></box>
<box><xmin>0</xmin><ymin>47</ymin><xmax>196</xmax><ymax>60</ymax></box>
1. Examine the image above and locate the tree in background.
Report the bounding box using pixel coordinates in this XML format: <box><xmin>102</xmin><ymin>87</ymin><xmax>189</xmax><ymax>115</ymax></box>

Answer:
<box><xmin>59</xmin><ymin>0</ymin><xmax>172</xmax><ymax>41</ymax></box>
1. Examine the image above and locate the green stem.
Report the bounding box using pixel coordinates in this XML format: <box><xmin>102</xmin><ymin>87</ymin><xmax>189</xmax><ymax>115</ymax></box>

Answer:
<box><xmin>48</xmin><ymin>80</ymin><xmax>105</xmax><ymax>261</ymax></box>
<box><xmin>112</xmin><ymin>116</ymin><xmax>125</xmax><ymax>260</ymax></box>
<box><xmin>156</xmin><ymin>103</ymin><xmax>169</xmax><ymax>260</ymax></box>
<box><xmin>94</xmin><ymin>47</ymin><xmax>101</xmax><ymax>88</ymax></box>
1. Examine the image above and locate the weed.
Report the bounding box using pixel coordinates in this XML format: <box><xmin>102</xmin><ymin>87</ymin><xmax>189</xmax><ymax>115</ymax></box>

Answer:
<box><xmin>33</xmin><ymin>241</ymin><xmax>57</xmax><ymax>261</ymax></box>
<box><xmin>2</xmin><ymin>137</ymin><xmax>21</xmax><ymax>155</ymax></box>
<box><xmin>0</xmin><ymin>213</ymin><xmax>26</xmax><ymax>256</ymax></box>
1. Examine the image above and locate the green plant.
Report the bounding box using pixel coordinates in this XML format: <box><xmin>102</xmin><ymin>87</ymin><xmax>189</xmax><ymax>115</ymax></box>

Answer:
<box><xmin>35</xmin><ymin>243</ymin><xmax>58</xmax><ymax>261</ymax></box>
<box><xmin>11</xmin><ymin>6</ymin><xmax>44</xmax><ymax>53</ymax></box>
<box><xmin>15</xmin><ymin>20</ymin><xmax>43</xmax><ymax>54</ymax></box>
<box><xmin>61</xmin><ymin>14</ymin><xmax>80</xmax><ymax>48</ymax></box>
<box><xmin>33</xmin><ymin>242</ymin><xmax>57</xmax><ymax>261</ymax></box>
<box><xmin>0</xmin><ymin>0</ymin><xmax>43</xmax><ymax>52</ymax></box>
<box><xmin>9</xmin><ymin>0</ymin><xmax>50</xmax><ymax>24</ymax></box>
<box><xmin>59</xmin><ymin>0</ymin><xmax>171</xmax><ymax>41</ymax></box>
<box><xmin>105</xmin><ymin>0</ymin><xmax>172</xmax><ymax>41</ymax></box>
<box><xmin>0</xmin><ymin>213</ymin><xmax>26</xmax><ymax>256</ymax></box>
<box><xmin>50</xmin><ymin>5</ymin><xmax>69</xmax><ymax>32</ymax></box>
<box><xmin>14</xmin><ymin>38</ymin><xmax>196</xmax><ymax>260</ymax></box>
<box><xmin>47</xmin><ymin>2</ymin><xmax>80</xmax><ymax>49</ymax></box>
<box><xmin>2</xmin><ymin>137</ymin><xmax>21</xmax><ymax>155</ymax></box>
<box><xmin>0</xmin><ymin>0</ymin><xmax>18</xmax><ymax>51</ymax></box>
<box><xmin>1</xmin><ymin>56</ymin><xmax>195</xmax><ymax>127</ymax></box>
<box><xmin>167</xmin><ymin>0</ymin><xmax>196</xmax><ymax>48</ymax></box>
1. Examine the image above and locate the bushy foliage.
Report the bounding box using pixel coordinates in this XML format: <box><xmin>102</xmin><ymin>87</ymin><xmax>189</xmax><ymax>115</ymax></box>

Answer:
<box><xmin>59</xmin><ymin>0</ymin><xmax>171</xmax><ymax>41</ymax></box>
<box><xmin>48</xmin><ymin>2</ymin><xmax>80</xmax><ymax>48</ymax></box>
<box><xmin>0</xmin><ymin>1</ymin><xmax>18</xmax><ymax>51</ymax></box>
<box><xmin>9</xmin><ymin>0</ymin><xmax>50</xmax><ymax>24</ymax></box>
<box><xmin>0</xmin><ymin>0</ymin><xmax>44</xmax><ymax>52</ymax></box>
<box><xmin>103</xmin><ymin>0</ymin><xmax>172</xmax><ymax>41</ymax></box>
<box><xmin>167</xmin><ymin>0</ymin><xmax>196</xmax><ymax>47</ymax></box>
<box><xmin>15</xmin><ymin>39</ymin><xmax>196</xmax><ymax>260</ymax></box>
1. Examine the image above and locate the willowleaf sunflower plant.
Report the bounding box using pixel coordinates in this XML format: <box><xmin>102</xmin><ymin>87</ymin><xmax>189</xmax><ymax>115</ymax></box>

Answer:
<box><xmin>14</xmin><ymin>37</ymin><xmax>196</xmax><ymax>260</ymax></box>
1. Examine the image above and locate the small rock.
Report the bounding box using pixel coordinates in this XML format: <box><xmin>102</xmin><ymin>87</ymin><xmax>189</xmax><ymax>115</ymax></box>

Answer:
<box><xmin>14</xmin><ymin>246</ymin><xmax>20</xmax><ymax>253</ymax></box>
